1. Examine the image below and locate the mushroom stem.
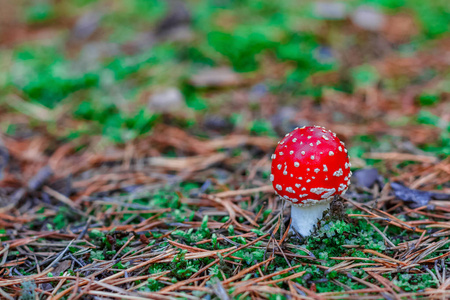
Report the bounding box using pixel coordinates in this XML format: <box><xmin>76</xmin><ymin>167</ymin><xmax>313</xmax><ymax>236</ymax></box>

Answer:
<box><xmin>290</xmin><ymin>201</ymin><xmax>330</xmax><ymax>237</ymax></box>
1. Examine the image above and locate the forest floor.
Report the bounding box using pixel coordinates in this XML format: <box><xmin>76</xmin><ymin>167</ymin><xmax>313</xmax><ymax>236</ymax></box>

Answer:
<box><xmin>0</xmin><ymin>0</ymin><xmax>449</xmax><ymax>299</ymax></box>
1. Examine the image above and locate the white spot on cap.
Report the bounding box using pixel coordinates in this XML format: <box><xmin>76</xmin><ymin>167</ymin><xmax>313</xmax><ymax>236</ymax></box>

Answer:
<box><xmin>312</xmin><ymin>176</ymin><xmax>315</xmax><ymax>179</ymax></box>
<box><xmin>306</xmin><ymin>179</ymin><xmax>311</xmax><ymax>183</ymax></box>
<box><xmin>329</xmin><ymin>151</ymin><xmax>334</xmax><ymax>156</ymax></box>
<box><xmin>309</xmin><ymin>143</ymin><xmax>314</xmax><ymax>147</ymax></box>
<box><xmin>302</xmin><ymin>187</ymin><xmax>306</xmax><ymax>191</ymax></box>
<box><xmin>283</xmin><ymin>171</ymin><xmax>288</xmax><ymax>175</ymax></box>
<box><xmin>301</xmin><ymin>151</ymin><xmax>305</xmax><ymax>155</ymax></box>
<box><xmin>299</xmin><ymin>194</ymin><xmax>308</xmax><ymax>198</ymax></box>
<box><xmin>344</xmin><ymin>148</ymin><xmax>348</xmax><ymax>153</ymax></box>
<box><xmin>307</xmin><ymin>168</ymin><xmax>310</xmax><ymax>171</ymax></box>
<box><xmin>314</xmin><ymin>168</ymin><xmax>320</xmax><ymax>173</ymax></box>
<box><xmin>286</xmin><ymin>187</ymin><xmax>295</xmax><ymax>193</ymax></box>
<box><xmin>344</xmin><ymin>176</ymin><xmax>348</xmax><ymax>181</ymax></box>
<box><xmin>298</xmin><ymin>177</ymin><xmax>303</xmax><ymax>180</ymax></box>
<box><xmin>294</xmin><ymin>162</ymin><xmax>300</xmax><ymax>167</ymax></box>
<box><xmin>311</xmin><ymin>155</ymin><xmax>315</xmax><ymax>160</ymax></box>
<box><xmin>285</xmin><ymin>133</ymin><xmax>289</xmax><ymax>137</ymax></box>
<box><xmin>290</xmin><ymin>150</ymin><xmax>294</xmax><ymax>155</ymax></box>
<box><xmin>279</xmin><ymin>152</ymin><xmax>284</xmax><ymax>155</ymax></box>
<box><xmin>323</xmin><ymin>165</ymin><xmax>328</xmax><ymax>172</ymax></box>
<box><xmin>325</xmin><ymin>177</ymin><xmax>328</xmax><ymax>180</ymax></box>
<box><xmin>338</xmin><ymin>146</ymin><xmax>343</xmax><ymax>152</ymax></box>
<box><xmin>295</xmin><ymin>184</ymin><xmax>301</xmax><ymax>188</ymax></box>
<box><xmin>316</xmin><ymin>141</ymin><xmax>321</xmax><ymax>145</ymax></box>
<box><xmin>333</xmin><ymin>168</ymin><xmax>343</xmax><ymax>177</ymax></box>
<box><xmin>338</xmin><ymin>183</ymin><xmax>346</xmax><ymax>192</ymax></box>
<box><xmin>290</xmin><ymin>174</ymin><xmax>293</xmax><ymax>177</ymax></box>
<box><xmin>277</xmin><ymin>164</ymin><xmax>282</xmax><ymax>170</ymax></box>
<box><xmin>322</xmin><ymin>135</ymin><xmax>329</xmax><ymax>141</ymax></box>
<box><xmin>307</xmin><ymin>136</ymin><xmax>312</xmax><ymax>139</ymax></box>
<box><xmin>271</xmin><ymin>154</ymin><xmax>276</xmax><ymax>159</ymax></box>
<box><xmin>270</xmin><ymin>174</ymin><xmax>274</xmax><ymax>181</ymax></box>
<box><xmin>345</xmin><ymin>162</ymin><xmax>349</xmax><ymax>169</ymax></box>
<box><xmin>293</xmin><ymin>138</ymin><xmax>297</xmax><ymax>142</ymax></box>
<box><xmin>276</xmin><ymin>184</ymin><xmax>282</xmax><ymax>191</ymax></box>
<box><xmin>310</xmin><ymin>187</ymin><xmax>336</xmax><ymax>199</ymax></box>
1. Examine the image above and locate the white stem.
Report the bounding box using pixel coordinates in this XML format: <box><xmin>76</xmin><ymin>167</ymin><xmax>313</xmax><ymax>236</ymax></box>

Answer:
<box><xmin>290</xmin><ymin>202</ymin><xmax>330</xmax><ymax>237</ymax></box>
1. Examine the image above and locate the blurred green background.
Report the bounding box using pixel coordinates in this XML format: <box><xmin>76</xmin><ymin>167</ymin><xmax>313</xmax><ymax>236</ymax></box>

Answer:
<box><xmin>1</xmin><ymin>0</ymin><xmax>449</xmax><ymax>156</ymax></box>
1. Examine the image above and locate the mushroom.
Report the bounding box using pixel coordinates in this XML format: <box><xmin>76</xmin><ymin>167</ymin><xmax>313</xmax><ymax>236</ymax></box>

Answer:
<box><xmin>270</xmin><ymin>125</ymin><xmax>352</xmax><ymax>236</ymax></box>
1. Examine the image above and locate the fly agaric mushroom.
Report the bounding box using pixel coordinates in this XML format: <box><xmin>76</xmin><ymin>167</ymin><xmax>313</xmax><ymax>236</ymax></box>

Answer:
<box><xmin>270</xmin><ymin>125</ymin><xmax>351</xmax><ymax>236</ymax></box>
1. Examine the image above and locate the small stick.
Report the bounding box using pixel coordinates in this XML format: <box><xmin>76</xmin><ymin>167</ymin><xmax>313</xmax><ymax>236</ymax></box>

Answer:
<box><xmin>189</xmin><ymin>233</ymin><xmax>270</xmax><ymax>279</ymax></box>
<box><xmin>44</xmin><ymin>240</ymin><xmax>74</xmax><ymax>272</ymax></box>
<box><xmin>365</xmin><ymin>218</ymin><xmax>395</xmax><ymax>248</ymax></box>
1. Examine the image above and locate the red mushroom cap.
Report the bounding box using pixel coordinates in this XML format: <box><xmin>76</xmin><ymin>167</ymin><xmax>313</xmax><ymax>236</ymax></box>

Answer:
<box><xmin>270</xmin><ymin>126</ymin><xmax>351</xmax><ymax>206</ymax></box>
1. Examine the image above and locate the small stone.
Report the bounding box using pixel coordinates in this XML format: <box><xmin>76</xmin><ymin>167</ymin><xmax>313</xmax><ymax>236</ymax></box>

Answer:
<box><xmin>148</xmin><ymin>88</ymin><xmax>185</xmax><ymax>113</ymax></box>
<box><xmin>314</xmin><ymin>2</ymin><xmax>347</xmax><ymax>20</ymax></box>
<box><xmin>351</xmin><ymin>6</ymin><xmax>385</xmax><ymax>31</ymax></box>
<box><xmin>70</xmin><ymin>12</ymin><xmax>102</xmax><ymax>41</ymax></box>
<box><xmin>190</xmin><ymin>67</ymin><xmax>241</xmax><ymax>88</ymax></box>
